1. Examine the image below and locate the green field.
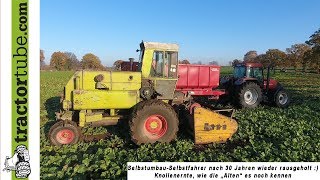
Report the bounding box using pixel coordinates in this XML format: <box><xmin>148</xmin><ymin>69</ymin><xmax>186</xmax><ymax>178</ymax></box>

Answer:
<box><xmin>40</xmin><ymin>68</ymin><xmax>320</xmax><ymax>179</ymax></box>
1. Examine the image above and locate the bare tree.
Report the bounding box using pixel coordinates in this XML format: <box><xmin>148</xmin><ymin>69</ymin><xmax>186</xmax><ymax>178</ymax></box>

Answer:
<box><xmin>179</xmin><ymin>59</ymin><xmax>190</xmax><ymax>64</ymax></box>
<box><xmin>306</xmin><ymin>28</ymin><xmax>320</xmax><ymax>73</ymax></box>
<box><xmin>231</xmin><ymin>59</ymin><xmax>242</xmax><ymax>66</ymax></box>
<box><xmin>50</xmin><ymin>51</ymin><xmax>68</xmax><ymax>70</ymax></box>
<box><xmin>209</xmin><ymin>60</ymin><xmax>219</xmax><ymax>65</ymax></box>
<box><xmin>286</xmin><ymin>44</ymin><xmax>311</xmax><ymax>71</ymax></box>
<box><xmin>81</xmin><ymin>53</ymin><xmax>105</xmax><ymax>70</ymax></box>
<box><xmin>244</xmin><ymin>50</ymin><xmax>258</xmax><ymax>62</ymax></box>
<box><xmin>64</xmin><ymin>52</ymin><xmax>80</xmax><ymax>70</ymax></box>
<box><xmin>40</xmin><ymin>49</ymin><xmax>46</xmax><ymax>69</ymax></box>
<box><xmin>113</xmin><ymin>60</ymin><xmax>124</xmax><ymax>70</ymax></box>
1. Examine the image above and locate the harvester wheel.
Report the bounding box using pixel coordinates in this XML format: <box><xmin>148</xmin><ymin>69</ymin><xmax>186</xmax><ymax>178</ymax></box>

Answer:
<box><xmin>237</xmin><ymin>82</ymin><xmax>262</xmax><ymax>108</ymax></box>
<box><xmin>48</xmin><ymin>120</ymin><xmax>81</xmax><ymax>146</ymax></box>
<box><xmin>130</xmin><ymin>100</ymin><xmax>179</xmax><ymax>144</ymax></box>
<box><xmin>275</xmin><ymin>89</ymin><xmax>290</xmax><ymax>108</ymax></box>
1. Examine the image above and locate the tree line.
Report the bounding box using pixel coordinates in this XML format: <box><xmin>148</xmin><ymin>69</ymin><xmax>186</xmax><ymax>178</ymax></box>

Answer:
<box><xmin>40</xmin><ymin>51</ymin><xmax>218</xmax><ymax>71</ymax></box>
<box><xmin>41</xmin><ymin>28</ymin><xmax>320</xmax><ymax>73</ymax></box>
<box><xmin>40</xmin><ymin>51</ymin><xmax>106</xmax><ymax>71</ymax></box>
<box><xmin>230</xmin><ymin>28</ymin><xmax>320</xmax><ymax>73</ymax></box>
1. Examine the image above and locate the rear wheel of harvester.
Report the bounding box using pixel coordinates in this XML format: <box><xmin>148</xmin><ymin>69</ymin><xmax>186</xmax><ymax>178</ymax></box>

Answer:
<box><xmin>48</xmin><ymin>120</ymin><xmax>81</xmax><ymax>146</ymax></box>
<box><xmin>237</xmin><ymin>82</ymin><xmax>262</xmax><ymax>108</ymax></box>
<box><xmin>130</xmin><ymin>100</ymin><xmax>179</xmax><ymax>145</ymax></box>
<box><xmin>275</xmin><ymin>89</ymin><xmax>290</xmax><ymax>108</ymax></box>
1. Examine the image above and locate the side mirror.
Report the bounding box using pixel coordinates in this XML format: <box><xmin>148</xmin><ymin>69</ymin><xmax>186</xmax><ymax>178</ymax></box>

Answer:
<box><xmin>136</xmin><ymin>49</ymin><xmax>140</xmax><ymax>52</ymax></box>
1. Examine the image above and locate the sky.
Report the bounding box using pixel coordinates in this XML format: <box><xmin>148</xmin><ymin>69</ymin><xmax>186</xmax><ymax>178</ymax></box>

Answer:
<box><xmin>41</xmin><ymin>0</ymin><xmax>320</xmax><ymax>66</ymax></box>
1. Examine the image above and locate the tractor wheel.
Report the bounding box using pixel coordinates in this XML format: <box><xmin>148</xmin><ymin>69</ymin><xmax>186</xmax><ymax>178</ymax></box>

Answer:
<box><xmin>237</xmin><ymin>82</ymin><xmax>262</xmax><ymax>108</ymax></box>
<box><xmin>15</xmin><ymin>161</ymin><xmax>31</xmax><ymax>178</ymax></box>
<box><xmin>48</xmin><ymin>120</ymin><xmax>81</xmax><ymax>146</ymax></box>
<box><xmin>275</xmin><ymin>89</ymin><xmax>290</xmax><ymax>108</ymax></box>
<box><xmin>130</xmin><ymin>100</ymin><xmax>179</xmax><ymax>145</ymax></box>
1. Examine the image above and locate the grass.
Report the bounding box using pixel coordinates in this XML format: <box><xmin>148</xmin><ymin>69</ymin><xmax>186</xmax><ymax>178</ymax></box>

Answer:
<box><xmin>220</xmin><ymin>66</ymin><xmax>233</xmax><ymax>75</ymax></box>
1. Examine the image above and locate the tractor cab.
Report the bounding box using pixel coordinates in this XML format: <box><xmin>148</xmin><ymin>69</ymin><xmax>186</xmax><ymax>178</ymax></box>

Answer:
<box><xmin>233</xmin><ymin>62</ymin><xmax>279</xmax><ymax>91</ymax></box>
<box><xmin>233</xmin><ymin>62</ymin><xmax>264</xmax><ymax>83</ymax></box>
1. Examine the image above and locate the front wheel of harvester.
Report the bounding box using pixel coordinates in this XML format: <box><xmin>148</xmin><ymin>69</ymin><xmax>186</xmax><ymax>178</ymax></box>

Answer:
<box><xmin>130</xmin><ymin>100</ymin><xmax>179</xmax><ymax>145</ymax></box>
<box><xmin>237</xmin><ymin>82</ymin><xmax>262</xmax><ymax>108</ymax></box>
<box><xmin>48</xmin><ymin>121</ymin><xmax>81</xmax><ymax>146</ymax></box>
<box><xmin>275</xmin><ymin>89</ymin><xmax>290</xmax><ymax>108</ymax></box>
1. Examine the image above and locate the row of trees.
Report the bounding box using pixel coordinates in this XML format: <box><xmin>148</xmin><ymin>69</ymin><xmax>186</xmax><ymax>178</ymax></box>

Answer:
<box><xmin>41</xmin><ymin>28</ymin><xmax>319</xmax><ymax>72</ymax></box>
<box><xmin>40</xmin><ymin>51</ymin><xmax>105</xmax><ymax>70</ymax></box>
<box><xmin>41</xmin><ymin>51</ymin><xmax>218</xmax><ymax>71</ymax></box>
<box><xmin>230</xmin><ymin>28</ymin><xmax>320</xmax><ymax>73</ymax></box>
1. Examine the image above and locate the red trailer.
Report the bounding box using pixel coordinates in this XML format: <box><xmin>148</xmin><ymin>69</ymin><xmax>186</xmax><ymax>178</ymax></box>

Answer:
<box><xmin>176</xmin><ymin>64</ymin><xmax>225</xmax><ymax>99</ymax></box>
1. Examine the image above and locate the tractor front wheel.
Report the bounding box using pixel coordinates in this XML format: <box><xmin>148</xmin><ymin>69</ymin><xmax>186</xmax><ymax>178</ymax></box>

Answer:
<box><xmin>275</xmin><ymin>89</ymin><xmax>290</xmax><ymax>108</ymax></box>
<box><xmin>48</xmin><ymin>121</ymin><xmax>81</xmax><ymax>146</ymax></box>
<box><xmin>237</xmin><ymin>82</ymin><xmax>262</xmax><ymax>108</ymax></box>
<box><xmin>130</xmin><ymin>100</ymin><xmax>179</xmax><ymax>145</ymax></box>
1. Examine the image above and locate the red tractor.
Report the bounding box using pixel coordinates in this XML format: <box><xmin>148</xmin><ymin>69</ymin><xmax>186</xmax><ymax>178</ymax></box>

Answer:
<box><xmin>220</xmin><ymin>62</ymin><xmax>290</xmax><ymax>108</ymax></box>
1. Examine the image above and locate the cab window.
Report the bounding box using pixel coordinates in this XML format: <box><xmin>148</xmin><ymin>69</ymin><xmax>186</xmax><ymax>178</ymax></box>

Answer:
<box><xmin>151</xmin><ymin>51</ymin><xmax>178</xmax><ymax>78</ymax></box>
<box><xmin>165</xmin><ymin>51</ymin><xmax>178</xmax><ymax>78</ymax></box>
<box><xmin>151</xmin><ymin>51</ymin><xmax>164</xmax><ymax>77</ymax></box>
<box><xmin>138</xmin><ymin>49</ymin><xmax>144</xmax><ymax>71</ymax></box>
<box><xmin>234</xmin><ymin>66</ymin><xmax>246</xmax><ymax>78</ymax></box>
<box><xmin>248</xmin><ymin>67</ymin><xmax>263</xmax><ymax>80</ymax></box>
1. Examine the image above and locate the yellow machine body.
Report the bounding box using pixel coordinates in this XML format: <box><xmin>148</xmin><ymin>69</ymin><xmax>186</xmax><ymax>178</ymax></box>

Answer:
<box><xmin>63</xmin><ymin>71</ymin><xmax>141</xmax><ymax>110</ymax></box>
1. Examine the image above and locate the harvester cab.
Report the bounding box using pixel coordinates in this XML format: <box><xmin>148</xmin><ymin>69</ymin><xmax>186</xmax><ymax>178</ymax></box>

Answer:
<box><xmin>49</xmin><ymin>41</ymin><xmax>238</xmax><ymax>146</ymax></box>
<box><xmin>225</xmin><ymin>62</ymin><xmax>290</xmax><ymax>108</ymax></box>
<box><xmin>137</xmin><ymin>42</ymin><xmax>179</xmax><ymax>100</ymax></box>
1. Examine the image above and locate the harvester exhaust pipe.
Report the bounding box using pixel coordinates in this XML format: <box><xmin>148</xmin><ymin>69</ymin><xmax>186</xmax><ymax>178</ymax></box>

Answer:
<box><xmin>129</xmin><ymin>58</ymin><xmax>134</xmax><ymax>71</ymax></box>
